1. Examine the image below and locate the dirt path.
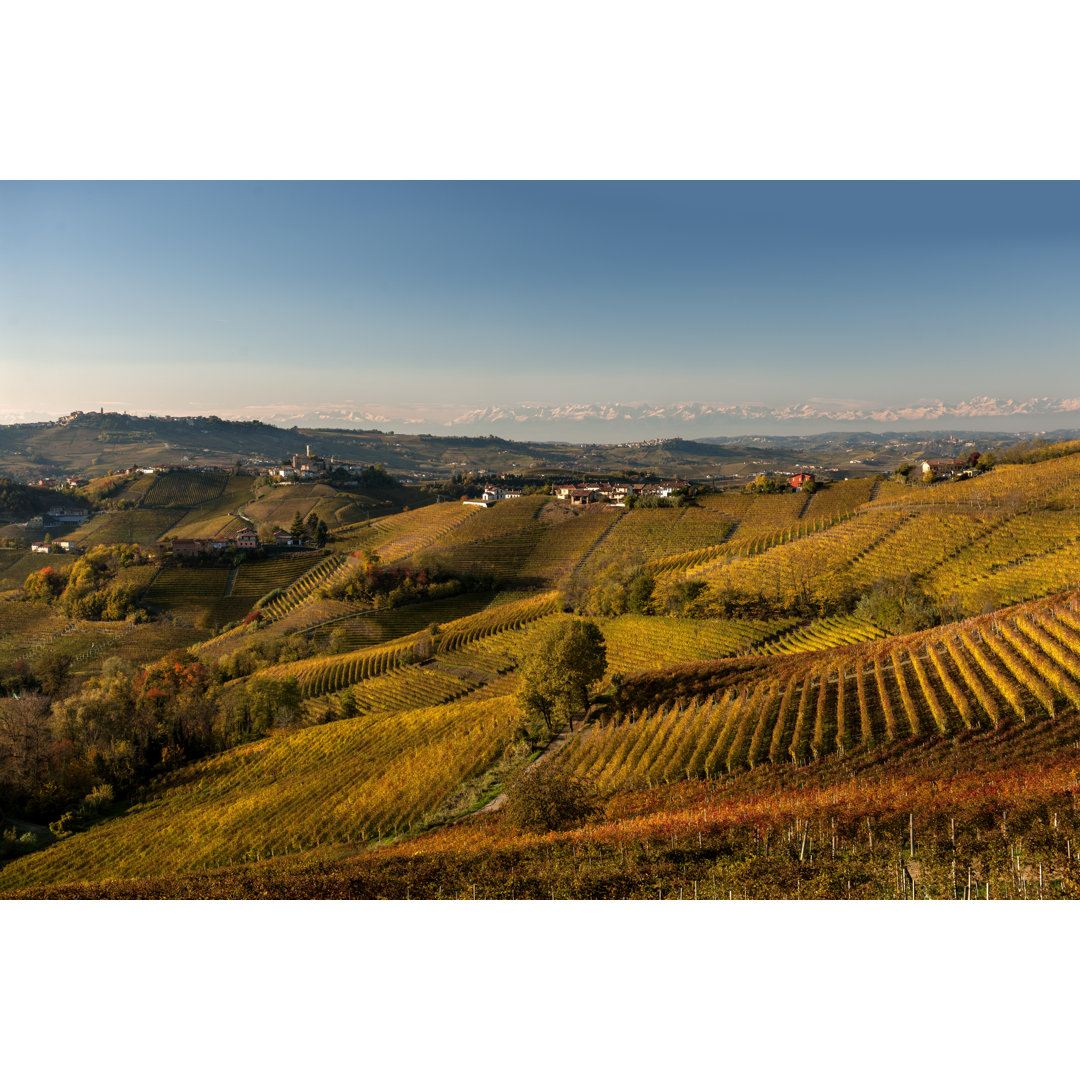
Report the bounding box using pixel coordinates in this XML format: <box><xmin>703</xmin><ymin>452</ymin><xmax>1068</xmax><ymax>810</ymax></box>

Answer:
<box><xmin>478</xmin><ymin>712</ymin><xmax>591</xmax><ymax>814</ymax></box>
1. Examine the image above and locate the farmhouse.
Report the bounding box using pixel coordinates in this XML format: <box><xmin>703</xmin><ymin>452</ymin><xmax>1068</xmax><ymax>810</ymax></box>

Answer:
<box><xmin>236</xmin><ymin>529</ymin><xmax>259</xmax><ymax>550</ymax></box>
<box><xmin>790</xmin><ymin>473</ymin><xmax>815</xmax><ymax>490</ymax></box>
<box><xmin>171</xmin><ymin>537</ymin><xmax>211</xmax><ymax>557</ymax></box>
<box><xmin>921</xmin><ymin>459</ymin><xmax>959</xmax><ymax>479</ymax></box>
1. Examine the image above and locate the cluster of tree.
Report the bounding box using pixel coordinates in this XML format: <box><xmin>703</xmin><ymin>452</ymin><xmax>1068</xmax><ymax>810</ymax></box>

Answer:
<box><xmin>215</xmin><ymin>634</ymin><xmax>322</xmax><ymax>679</ymax></box>
<box><xmin>0</xmin><ymin>477</ymin><xmax>79</xmax><ymax>518</ymax></box>
<box><xmin>623</xmin><ymin>489</ymin><xmax>694</xmax><ymax>509</ymax></box>
<box><xmin>323</xmin><ymin>554</ymin><xmax>488</xmax><ymax>610</ymax></box>
<box><xmin>992</xmin><ymin>438</ymin><xmax>1080</xmax><ymax>466</ymax></box>
<box><xmin>501</xmin><ymin>758</ymin><xmax>597</xmax><ymax>833</ymax></box>
<box><xmin>0</xmin><ymin>649</ymin><xmax>303</xmax><ymax>828</ymax></box>
<box><xmin>852</xmin><ymin>578</ymin><xmax>944</xmax><ymax>634</ymax></box>
<box><xmin>285</xmin><ymin>510</ymin><xmax>330</xmax><ymax>547</ymax></box>
<box><xmin>328</xmin><ymin>463</ymin><xmax>401</xmax><ymax>490</ymax></box>
<box><xmin>22</xmin><ymin>544</ymin><xmax>150</xmax><ymax>621</ymax></box>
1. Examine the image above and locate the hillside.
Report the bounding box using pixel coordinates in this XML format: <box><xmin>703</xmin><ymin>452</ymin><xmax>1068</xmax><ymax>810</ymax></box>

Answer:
<box><xmin>2</xmin><ymin>442</ymin><xmax>1080</xmax><ymax>898</ymax></box>
<box><xmin>0</xmin><ymin>409</ymin><xmax>1049</xmax><ymax>485</ymax></box>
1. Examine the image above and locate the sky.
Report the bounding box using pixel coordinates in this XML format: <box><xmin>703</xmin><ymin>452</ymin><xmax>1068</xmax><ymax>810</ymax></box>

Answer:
<box><xmin>2</xmin><ymin>181</ymin><xmax>1079</xmax><ymax>439</ymax></box>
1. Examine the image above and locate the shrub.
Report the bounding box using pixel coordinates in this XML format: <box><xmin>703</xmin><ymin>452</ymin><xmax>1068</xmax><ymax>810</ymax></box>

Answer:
<box><xmin>502</xmin><ymin>759</ymin><xmax>597</xmax><ymax>833</ymax></box>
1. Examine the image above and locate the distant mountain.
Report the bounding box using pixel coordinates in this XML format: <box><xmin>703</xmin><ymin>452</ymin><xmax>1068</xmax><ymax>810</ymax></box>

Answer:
<box><xmin>182</xmin><ymin>396</ymin><xmax>1080</xmax><ymax>441</ymax></box>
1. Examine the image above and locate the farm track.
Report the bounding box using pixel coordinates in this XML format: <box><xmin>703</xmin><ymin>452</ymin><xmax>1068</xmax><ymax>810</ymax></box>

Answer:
<box><xmin>223</xmin><ymin>565</ymin><xmax>239</xmax><ymax>598</ymax></box>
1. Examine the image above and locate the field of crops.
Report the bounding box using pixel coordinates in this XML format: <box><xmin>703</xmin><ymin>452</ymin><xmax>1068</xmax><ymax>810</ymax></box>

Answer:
<box><xmin>599</xmin><ymin>614</ymin><xmax>797</xmax><ymax>675</ymax></box>
<box><xmin>141</xmin><ymin>565</ymin><xmax>251</xmax><ymax>627</ymax></box>
<box><xmin>142</xmin><ymin>471</ymin><xmax>228</xmax><ymax>508</ymax></box>
<box><xmin>368</xmin><ymin>501</ymin><xmax>483</xmax><ymax>563</ymax></box>
<box><xmin>801</xmin><ymin>477</ymin><xmax>878</xmax><ymax>522</ymax></box>
<box><xmin>66</xmin><ymin>508</ymin><xmax>185</xmax><ymax>547</ymax></box>
<box><xmin>566</xmin><ymin>590</ymin><xmax>1080</xmax><ymax>790</ymax></box>
<box><xmin>258</xmin><ymin>554</ymin><xmax>353</xmax><ymax>621</ymax></box>
<box><xmin>317</xmin><ymin>591</ymin><xmax>496</xmax><ymax>651</ymax></box>
<box><xmin>0</xmin><ymin>694</ymin><xmax>522</xmax><ymax>889</ymax></box>
<box><xmin>228</xmin><ymin>553</ymin><xmax>325</xmax><ymax>599</ymax></box>
<box><xmin>752</xmin><ymin>614</ymin><xmax>886</xmax><ymax>655</ymax></box>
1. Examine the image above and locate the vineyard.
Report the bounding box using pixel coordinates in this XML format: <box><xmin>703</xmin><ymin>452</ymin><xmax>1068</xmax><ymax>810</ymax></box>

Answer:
<box><xmin>599</xmin><ymin>614</ymin><xmax>797</xmax><ymax>675</ymax></box>
<box><xmin>6</xmin><ymin>444</ymin><xmax>1080</xmax><ymax>901</ymax></box>
<box><xmin>312</xmin><ymin>591</ymin><xmax>496</xmax><ymax>651</ymax></box>
<box><xmin>752</xmin><ymin>614</ymin><xmax>886</xmax><ymax>655</ymax></box>
<box><xmin>254</xmin><ymin>592</ymin><xmax>561</xmax><ymax>699</ymax></box>
<box><xmin>368</xmin><ymin>501</ymin><xmax>484</xmax><ymax>563</ymax></box>
<box><xmin>142</xmin><ymin>471</ymin><xmax>228</xmax><ymax>508</ymax></box>
<box><xmin>572</xmin><ymin>590</ymin><xmax>1080</xmax><ymax>788</ymax></box>
<box><xmin>141</xmin><ymin>565</ymin><xmax>251</xmax><ymax>627</ymax></box>
<box><xmin>0</xmin><ymin>695</ymin><xmax>522</xmax><ymax>890</ymax></box>
<box><xmin>228</xmin><ymin>553</ymin><xmax>325</xmax><ymax>599</ymax></box>
<box><xmin>65</xmin><ymin>508</ymin><xmax>185</xmax><ymax>547</ymax></box>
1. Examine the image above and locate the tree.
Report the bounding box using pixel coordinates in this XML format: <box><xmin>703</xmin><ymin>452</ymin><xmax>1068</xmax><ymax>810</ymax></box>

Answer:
<box><xmin>313</xmin><ymin>519</ymin><xmax>329</xmax><ymax>547</ymax></box>
<box><xmin>289</xmin><ymin>511</ymin><xmax>305</xmax><ymax>540</ymax></box>
<box><xmin>516</xmin><ymin>618</ymin><xmax>606</xmax><ymax>735</ymax></box>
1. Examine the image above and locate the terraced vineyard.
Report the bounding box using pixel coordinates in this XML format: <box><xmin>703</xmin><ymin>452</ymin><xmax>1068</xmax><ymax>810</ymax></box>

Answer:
<box><xmin>142</xmin><ymin>471</ymin><xmax>228</xmax><ymax>508</ymax></box>
<box><xmin>0</xmin><ymin>695</ymin><xmax>522</xmax><ymax>889</ymax></box>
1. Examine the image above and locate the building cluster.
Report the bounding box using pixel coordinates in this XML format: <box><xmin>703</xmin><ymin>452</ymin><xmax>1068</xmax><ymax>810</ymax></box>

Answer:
<box><xmin>553</xmin><ymin>481</ymin><xmax>679</xmax><ymax>506</ymax></box>
<box><xmin>30</xmin><ymin>539</ymin><xmax>82</xmax><ymax>555</ymax></box>
<box><xmin>26</xmin><ymin>506</ymin><xmax>91</xmax><ymax>529</ymax></box>
<box><xmin>265</xmin><ymin>445</ymin><xmax>378</xmax><ymax>481</ymax></box>
<box><xmin>463</xmin><ymin>485</ymin><xmax>524</xmax><ymax>507</ymax></box>
<box><xmin>167</xmin><ymin>528</ymin><xmax>307</xmax><ymax>558</ymax></box>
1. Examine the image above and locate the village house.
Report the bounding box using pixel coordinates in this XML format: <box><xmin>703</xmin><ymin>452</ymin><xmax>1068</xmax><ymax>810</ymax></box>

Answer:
<box><xmin>790</xmin><ymin>472</ymin><xmax>815</xmax><ymax>490</ymax></box>
<box><xmin>235</xmin><ymin>529</ymin><xmax>259</xmax><ymax>550</ymax></box>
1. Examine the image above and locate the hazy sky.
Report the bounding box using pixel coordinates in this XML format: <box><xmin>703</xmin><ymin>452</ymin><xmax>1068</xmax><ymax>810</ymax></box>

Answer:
<box><xmin>2</xmin><ymin>181</ymin><xmax>1079</xmax><ymax>432</ymax></box>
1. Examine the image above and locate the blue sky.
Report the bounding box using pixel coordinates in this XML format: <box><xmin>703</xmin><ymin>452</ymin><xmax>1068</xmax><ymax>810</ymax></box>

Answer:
<box><xmin>2</xmin><ymin>181</ymin><xmax>1079</xmax><ymax>436</ymax></box>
